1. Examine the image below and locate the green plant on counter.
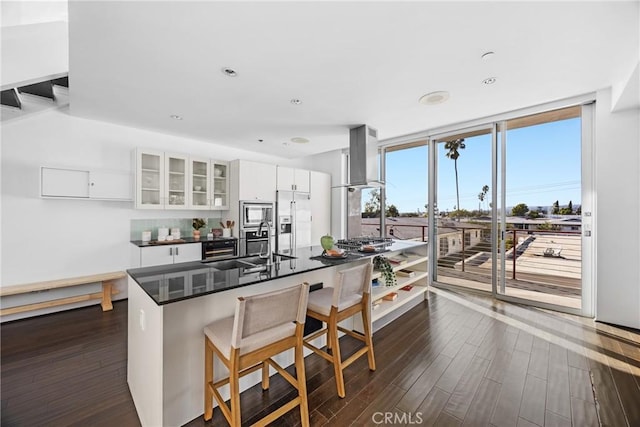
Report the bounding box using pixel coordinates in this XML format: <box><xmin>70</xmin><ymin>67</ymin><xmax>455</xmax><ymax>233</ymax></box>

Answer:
<box><xmin>373</xmin><ymin>255</ymin><xmax>396</xmax><ymax>287</ymax></box>
<box><xmin>192</xmin><ymin>218</ymin><xmax>206</xmax><ymax>230</ymax></box>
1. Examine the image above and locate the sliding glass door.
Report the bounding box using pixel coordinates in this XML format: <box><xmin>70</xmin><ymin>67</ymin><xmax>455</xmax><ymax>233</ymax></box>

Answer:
<box><xmin>495</xmin><ymin>106</ymin><xmax>589</xmax><ymax>314</ymax></box>
<box><xmin>427</xmin><ymin>104</ymin><xmax>593</xmax><ymax>316</ymax></box>
<box><xmin>429</xmin><ymin>125</ymin><xmax>495</xmax><ymax>293</ymax></box>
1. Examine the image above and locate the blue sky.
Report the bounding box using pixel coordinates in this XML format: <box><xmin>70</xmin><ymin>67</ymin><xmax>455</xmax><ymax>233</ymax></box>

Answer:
<box><xmin>377</xmin><ymin>117</ymin><xmax>581</xmax><ymax>213</ymax></box>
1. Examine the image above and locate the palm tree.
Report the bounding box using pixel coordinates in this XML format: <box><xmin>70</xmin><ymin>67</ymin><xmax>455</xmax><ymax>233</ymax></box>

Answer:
<box><xmin>481</xmin><ymin>185</ymin><xmax>489</xmax><ymax>211</ymax></box>
<box><xmin>444</xmin><ymin>138</ymin><xmax>466</xmax><ymax>213</ymax></box>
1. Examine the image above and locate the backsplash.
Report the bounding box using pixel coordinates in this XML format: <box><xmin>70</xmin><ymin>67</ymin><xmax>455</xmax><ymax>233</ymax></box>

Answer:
<box><xmin>131</xmin><ymin>216</ymin><xmax>229</xmax><ymax>240</ymax></box>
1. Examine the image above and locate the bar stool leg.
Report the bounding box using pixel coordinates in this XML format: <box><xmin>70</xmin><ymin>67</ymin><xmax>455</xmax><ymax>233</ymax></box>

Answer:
<box><xmin>328</xmin><ymin>310</ymin><xmax>346</xmax><ymax>398</ymax></box>
<box><xmin>229</xmin><ymin>349</ymin><xmax>241</xmax><ymax>426</ymax></box>
<box><xmin>262</xmin><ymin>360</ymin><xmax>270</xmax><ymax>390</ymax></box>
<box><xmin>204</xmin><ymin>338</ymin><xmax>214</xmax><ymax>421</ymax></box>
<box><xmin>362</xmin><ymin>298</ymin><xmax>376</xmax><ymax>371</ymax></box>
<box><xmin>295</xmin><ymin>332</ymin><xmax>310</xmax><ymax>427</ymax></box>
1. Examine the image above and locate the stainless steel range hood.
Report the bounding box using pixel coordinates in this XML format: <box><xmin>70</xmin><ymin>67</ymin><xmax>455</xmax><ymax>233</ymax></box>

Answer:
<box><xmin>346</xmin><ymin>124</ymin><xmax>384</xmax><ymax>189</ymax></box>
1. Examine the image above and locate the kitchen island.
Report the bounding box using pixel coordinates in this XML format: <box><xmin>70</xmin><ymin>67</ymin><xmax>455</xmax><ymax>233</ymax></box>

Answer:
<box><xmin>126</xmin><ymin>240</ymin><xmax>427</xmax><ymax>426</ymax></box>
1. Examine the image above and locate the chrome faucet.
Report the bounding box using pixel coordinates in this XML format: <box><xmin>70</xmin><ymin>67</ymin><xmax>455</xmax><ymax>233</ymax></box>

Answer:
<box><xmin>257</xmin><ymin>220</ymin><xmax>272</xmax><ymax>266</ymax></box>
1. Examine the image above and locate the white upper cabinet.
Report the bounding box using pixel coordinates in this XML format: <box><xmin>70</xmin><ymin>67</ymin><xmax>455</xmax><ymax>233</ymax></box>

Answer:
<box><xmin>136</xmin><ymin>149</ymin><xmax>231</xmax><ymax>210</ymax></box>
<box><xmin>41</xmin><ymin>167</ymin><xmax>90</xmax><ymax>198</ymax></box>
<box><xmin>41</xmin><ymin>167</ymin><xmax>132</xmax><ymax>201</ymax></box>
<box><xmin>165</xmin><ymin>153</ymin><xmax>189</xmax><ymax>210</ymax></box>
<box><xmin>136</xmin><ymin>149</ymin><xmax>165</xmax><ymax>209</ymax></box>
<box><xmin>234</xmin><ymin>160</ymin><xmax>277</xmax><ymax>201</ymax></box>
<box><xmin>189</xmin><ymin>157</ymin><xmax>210</xmax><ymax>210</ymax></box>
<box><xmin>211</xmin><ymin>160</ymin><xmax>229</xmax><ymax>210</ymax></box>
<box><xmin>276</xmin><ymin>166</ymin><xmax>310</xmax><ymax>192</ymax></box>
<box><xmin>89</xmin><ymin>170</ymin><xmax>133</xmax><ymax>200</ymax></box>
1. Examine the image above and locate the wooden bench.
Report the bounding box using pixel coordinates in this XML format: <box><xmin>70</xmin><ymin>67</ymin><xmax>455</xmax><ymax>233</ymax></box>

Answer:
<box><xmin>0</xmin><ymin>271</ymin><xmax>125</xmax><ymax>317</ymax></box>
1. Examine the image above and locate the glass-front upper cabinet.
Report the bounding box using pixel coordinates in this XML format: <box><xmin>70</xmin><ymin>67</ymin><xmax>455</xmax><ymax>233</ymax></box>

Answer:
<box><xmin>165</xmin><ymin>153</ymin><xmax>188</xmax><ymax>210</ymax></box>
<box><xmin>136</xmin><ymin>149</ymin><xmax>164</xmax><ymax>209</ymax></box>
<box><xmin>190</xmin><ymin>157</ymin><xmax>210</xmax><ymax>210</ymax></box>
<box><xmin>211</xmin><ymin>160</ymin><xmax>229</xmax><ymax>210</ymax></box>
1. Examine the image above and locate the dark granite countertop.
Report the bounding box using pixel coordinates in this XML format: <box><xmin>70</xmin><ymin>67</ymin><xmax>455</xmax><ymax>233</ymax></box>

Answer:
<box><xmin>130</xmin><ymin>236</ymin><xmax>237</xmax><ymax>247</ymax></box>
<box><xmin>127</xmin><ymin>240</ymin><xmax>426</xmax><ymax>305</ymax></box>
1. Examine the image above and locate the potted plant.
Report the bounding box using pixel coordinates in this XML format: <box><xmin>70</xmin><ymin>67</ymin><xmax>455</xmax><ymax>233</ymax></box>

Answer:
<box><xmin>373</xmin><ymin>255</ymin><xmax>397</xmax><ymax>287</ymax></box>
<box><xmin>192</xmin><ymin>218</ymin><xmax>206</xmax><ymax>239</ymax></box>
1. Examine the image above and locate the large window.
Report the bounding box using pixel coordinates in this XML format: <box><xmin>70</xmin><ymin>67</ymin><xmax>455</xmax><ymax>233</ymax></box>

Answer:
<box><xmin>381</xmin><ymin>103</ymin><xmax>590</xmax><ymax>315</ymax></box>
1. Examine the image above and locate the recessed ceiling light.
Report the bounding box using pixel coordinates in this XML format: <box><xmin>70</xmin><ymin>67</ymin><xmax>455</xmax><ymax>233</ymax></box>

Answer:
<box><xmin>170</xmin><ymin>115</ymin><xmax>183</xmax><ymax>120</ymax></box>
<box><xmin>483</xmin><ymin>77</ymin><xmax>497</xmax><ymax>85</ymax></box>
<box><xmin>221</xmin><ymin>67</ymin><xmax>238</xmax><ymax>77</ymax></box>
<box><xmin>290</xmin><ymin>99</ymin><xmax>302</xmax><ymax>105</ymax></box>
<box><xmin>481</xmin><ymin>51</ymin><xmax>495</xmax><ymax>60</ymax></box>
<box><xmin>290</xmin><ymin>137</ymin><xmax>309</xmax><ymax>144</ymax></box>
<box><xmin>418</xmin><ymin>91</ymin><xmax>450</xmax><ymax>105</ymax></box>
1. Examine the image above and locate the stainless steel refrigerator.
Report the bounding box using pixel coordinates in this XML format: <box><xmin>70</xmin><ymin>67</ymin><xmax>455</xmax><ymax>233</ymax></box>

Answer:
<box><xmin>276</xmin><ymin>190</ymin><xmax>312</xmax><ymax>256</ymax></box>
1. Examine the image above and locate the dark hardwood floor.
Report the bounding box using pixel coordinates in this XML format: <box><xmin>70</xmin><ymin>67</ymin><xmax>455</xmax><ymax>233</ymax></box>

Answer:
<box><xmin>2</xmin><ymin>288</ymin><xmax>638</xmax><ymax>426</ymax></box>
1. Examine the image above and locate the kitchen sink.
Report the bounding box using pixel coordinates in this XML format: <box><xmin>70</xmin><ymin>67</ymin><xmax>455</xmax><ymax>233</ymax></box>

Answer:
<box><xmin>201</xmin><ymin>259</ymin><xmax>255</xmax><ymax>270</ymax></box>
<box><xmin>202</xmin><ymin>253</ymin><xmax>296</xmax><ymax>270</ymax></box>
<box><xmin>241</xmin><ymin>253</ymin><xmax>296</xmax><ymax>265</ymax></box>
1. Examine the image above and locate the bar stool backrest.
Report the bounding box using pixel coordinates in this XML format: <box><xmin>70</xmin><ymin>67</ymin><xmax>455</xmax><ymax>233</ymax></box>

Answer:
<box><xmin>231</xmin><ymin>283</ymin><xmax>310</xmax><ymax>349</ymax></box>
<box><xmin>332</xmin><ymin>262</ymin><xmax>373</xmax><ymax>308</ymax></box>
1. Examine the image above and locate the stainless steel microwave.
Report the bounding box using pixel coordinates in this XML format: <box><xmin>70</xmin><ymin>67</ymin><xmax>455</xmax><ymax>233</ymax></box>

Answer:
<box><xmin>240</xmin><ymin>201</ymin><xmax>274</xmax><ymax>229</ymax></box>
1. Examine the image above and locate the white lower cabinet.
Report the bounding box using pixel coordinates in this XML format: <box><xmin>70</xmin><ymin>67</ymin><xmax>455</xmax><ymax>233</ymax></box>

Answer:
<box><xmin>139</xmin><ymin>243</ymin><xmax>202</xmax><ymax>268</ymax></box>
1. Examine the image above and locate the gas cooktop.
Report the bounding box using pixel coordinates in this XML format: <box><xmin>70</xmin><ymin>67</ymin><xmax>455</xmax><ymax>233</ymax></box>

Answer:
<box><xmin>334</xmin><ymin>237</ymin><xmax>393</xmax><ymax>251</ymax></box>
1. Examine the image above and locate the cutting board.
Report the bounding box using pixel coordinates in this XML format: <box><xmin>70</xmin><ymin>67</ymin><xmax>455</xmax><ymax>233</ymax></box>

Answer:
<box><xmin>149</xmin><ymin>239</ymin><xmax>186</xmax><ymax>245</ymax></box>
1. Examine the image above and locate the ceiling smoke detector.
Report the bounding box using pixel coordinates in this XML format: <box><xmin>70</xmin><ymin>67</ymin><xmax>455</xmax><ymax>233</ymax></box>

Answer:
<box><xmin>483</xmin><ymin>77</ymin><xmax>497</xmax><ymax>85</ymax></box>
<box><xmin>290</xmin><ymin>137</ymin><xmax>309</xmax><ymax>144</ymax></box>
<box><xmin>419</xmin><ymin>91</ymin><xmax>450</xmax><ymax>105</ymax></box>
<box><xmin>290</xmin><ymin>99</ymin><xmax>302</xmax><ymax>105</ymax></box>
<box><xmin>221</xmin><ymin>67</ymin><xmax>238</xmax><ymax>77</ymax></box>
<box><xmin>170</xmin><ymin>115</ymin><xmax>183</xmax><ymax>120</ymax></box>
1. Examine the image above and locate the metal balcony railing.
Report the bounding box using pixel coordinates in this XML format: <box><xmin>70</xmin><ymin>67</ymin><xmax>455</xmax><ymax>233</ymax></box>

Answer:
<box><xmin>380</xmin><ymin>221</ymin><xmax>581</xmax><ymax>289</ymax></box>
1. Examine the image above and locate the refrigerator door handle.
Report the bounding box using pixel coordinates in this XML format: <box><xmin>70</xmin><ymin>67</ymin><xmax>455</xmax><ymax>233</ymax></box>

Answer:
<box><xmin>291</xmin><ymin>200</ymin><xmax>297</xmax><ymax>254</ymax></box>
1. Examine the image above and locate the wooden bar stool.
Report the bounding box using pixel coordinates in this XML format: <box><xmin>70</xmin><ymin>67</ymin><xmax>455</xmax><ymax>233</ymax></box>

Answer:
<box><xmin>204</xmin><ymin>283</ymin><xmax>310</xmax><ymax>426</ymax></box>
<box><xmin>303</xmin><ymin>262</ymin><xmax>375</xmax><ymax>398</ymax></box>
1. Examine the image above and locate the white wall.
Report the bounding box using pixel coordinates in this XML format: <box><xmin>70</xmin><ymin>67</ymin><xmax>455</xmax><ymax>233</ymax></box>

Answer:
<box><xmin>594</xmin><ymin>88</ymin><xmax>640</xmax><ymax>328</ymax></box>
<box><xmin>0</xmin><ymin>108</ymin><xmax>285</xmax><ymax>319</ymax></box>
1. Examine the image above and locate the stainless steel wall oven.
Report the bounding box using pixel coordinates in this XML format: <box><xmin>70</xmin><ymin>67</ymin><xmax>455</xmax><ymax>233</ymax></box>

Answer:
<box><xmin>239</xmin><ymin>229</ymin><xmax>271</xmax><ymax>257</ymax></box>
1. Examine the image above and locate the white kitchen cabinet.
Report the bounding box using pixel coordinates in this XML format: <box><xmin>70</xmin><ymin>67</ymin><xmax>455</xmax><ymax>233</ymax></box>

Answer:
<box><xmin>89</xmin><ymin>170</ymin><xmax>133</xmax><ymax>200</ymax></box>
<box><xmin>310</xmin><ymin>170</ymin><xmax>331</xmax><ymax>244</ymax></box>
<box><xmin>41</xmin><ymin>167</ymin><xmax>90</xmax><ymax>198</ymax></box>
<box><xmin>139</xmin><ymin>243</ymin><xmax>202</xmax><ymax>268</ymax></box>
<box><xmin>41</xmin><ymin>167</ymin><xmax>133</xmax><ymax>200</ymax></box>
<box><xmin>276</xmin><ymin>166</ymin><xmax>310</xmax><ymax>192</ymax></box>
<box><xmin>189</xmin><ymin>157</ymin><xmax>210</xmax><ymax>210</ymax></box>
<box><xmin>165</xmin><ymin>153</ymin><xmax>189</xmax><ymax>210</ymax></box>
<box><xmin>233</xmin><ymin>160</ymin><xmax>277</xmax><ymax>201</ymax></box>
<box><xmin>137</xmin><ymin>149</ymin><xmax>215</xmax><ymax>210</ymax></box>
<box><xmin>136</xmin><ymin>149</ymin><xmax>165</xmax><ymax>209</ymax></box>
<box><xmin>211</xmin><ymin>160</ymin><xmax>229</xmax><ymax>210</ymax></box>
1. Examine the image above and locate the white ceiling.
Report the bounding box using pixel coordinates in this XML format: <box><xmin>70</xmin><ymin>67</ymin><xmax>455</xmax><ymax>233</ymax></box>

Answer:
<box><xmin>67</xmin><ymin>1</ymin><xmax>639</xmax><ymax>159</ymax></box>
